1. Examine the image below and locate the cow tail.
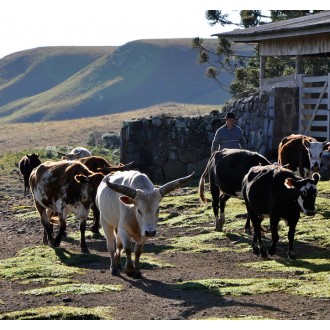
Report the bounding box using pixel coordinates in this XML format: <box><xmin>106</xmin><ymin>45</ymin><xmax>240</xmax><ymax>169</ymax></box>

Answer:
<box><xmin>198</xmin><ymin>152</ymin><xmax>216</xmax><ymax>204</ymax></box>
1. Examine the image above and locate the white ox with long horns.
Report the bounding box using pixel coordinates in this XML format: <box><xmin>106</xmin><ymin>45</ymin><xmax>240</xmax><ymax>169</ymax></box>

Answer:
<box><xmin>96</xmin><ymin>170</ymin><xmax>194</xmax><ymax>278</ymax></box>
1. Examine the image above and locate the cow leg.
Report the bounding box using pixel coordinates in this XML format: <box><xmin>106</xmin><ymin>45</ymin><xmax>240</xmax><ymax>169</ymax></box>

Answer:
<box><xmin>114</xmin><ymin>236</ymin><xmax>122</xmax><ymax>271</ymax></box>
<box><xmin>35</xmin><ymin>202</ymin><xmax>55</xmax><ymax>246</ymax></box>
<box><xmin>102</xmin><ymin>221</ymin><xmax>120</xmax><ymax>275</ymax></box>
<box><xmin>218</xmin><ymin>193</ymin><xmax>230</xmax><ymax>231</ymax></box>
<box><xmin>79</xmin><ymin>217</ymin><xmax>89</xmax><ymax>253</ymax></box>
<box><xmin>244</xmin><ymin>215</ymin><xmax>252</xmax><ymax>235</ymax></box>
<box><xmin>268</xmin><ymin>218</ymin><xmax>280</xmax><ymax>256</ymax></box>
<box><xmin>209</xmin><ymin>179</ymin><xmax>220</xmax><ymax>231</ymax></box>
<box><xmin>123</xmin><ymin>241</ymin><xmax>136</xmax><ymax>278</ymax></box>
<box><xmin>90</xmin><ymin>203</ymin><xmax>101</xmax><ymax>235</ymax></box>
<box><xmin>53</xmin><ymin>213</ymin><xmax>67</xmax><ymax>248</ymax></box>
<box><xmin>250</xmin><ymin>213</ymin><xmax>267</xmax><ymax>258</ymax></box>
<box><xmin>133</xmin><ymin>244</ymin><xmax>144</xmax><ymax>279</ymax></box>
<box><xmin>287</xmin><ymin>219</ymin><xmax>298</xmax><ymax>259</ymax></box>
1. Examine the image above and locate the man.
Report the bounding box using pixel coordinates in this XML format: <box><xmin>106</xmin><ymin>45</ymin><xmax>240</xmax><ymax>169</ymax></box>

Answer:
<box><xmin>211</xmin><ymin>112</ymin><xmax>247</xmax><ymax>153</ymax></box>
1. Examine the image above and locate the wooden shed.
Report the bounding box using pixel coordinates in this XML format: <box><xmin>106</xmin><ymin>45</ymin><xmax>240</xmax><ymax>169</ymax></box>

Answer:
<box><xmin>212</xmin><ymin>11</ymin><xmax>330</xmax><ymax>141</ymax></box>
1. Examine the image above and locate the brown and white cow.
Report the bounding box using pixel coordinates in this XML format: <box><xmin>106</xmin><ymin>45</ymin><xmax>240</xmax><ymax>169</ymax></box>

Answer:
<box><xmin>58</xmin><ymin>147</ymin><xmax>92</xmax><ymax>160</ymax></box>
<box><xmin>78</xmin><ymin>156</ymin><xmax>133</xmax><ymax>234</ymax></box>
<box><xmin>278</xmin><ymin>134</ymin><xmax>330</xmax><ymax>178</ymax></box>
<box><xmin>29</xmin><ymin>160</ymin><xmax>104</xmax><ymax>253</ymax></box>
<box><xmin>96</xmin><ymin>170</ymin><xmax>194</xmax><ymax>278</ymax></box>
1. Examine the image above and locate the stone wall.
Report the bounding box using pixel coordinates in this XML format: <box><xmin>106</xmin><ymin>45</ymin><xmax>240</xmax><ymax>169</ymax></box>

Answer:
<box><xmin>120</xmin><ymin>88</ymin><xmax>301</xmax><ymax>183</ymax></box>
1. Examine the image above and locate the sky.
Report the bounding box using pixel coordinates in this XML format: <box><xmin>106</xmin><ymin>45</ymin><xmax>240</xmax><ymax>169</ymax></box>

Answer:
<box><xmin>0</xmin><ymin>1</ymin><xmax>324</xmax><ymax>60</ymax></box>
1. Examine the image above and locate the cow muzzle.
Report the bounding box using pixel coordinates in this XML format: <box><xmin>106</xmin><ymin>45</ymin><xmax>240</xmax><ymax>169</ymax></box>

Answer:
<box><xmin>145</xmin><ymin>230</ymin><xmax>157</xmax><ymax>237</ymax></box>
<box><xmin>303</xmin><ymin>209</ymin><xmax>316</xmax><ymax>216</ymax></box>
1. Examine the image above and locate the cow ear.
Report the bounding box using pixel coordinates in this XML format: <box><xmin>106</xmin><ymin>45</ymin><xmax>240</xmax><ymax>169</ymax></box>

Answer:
<box><xmin>323</xmin><ymin>141</ymin><xmax>330</xmax><ymax>151</ymax></box>
<box><xmin>119</xmin><ymin>196</ymin><xmax>135</xmax><ymax>206</ymax></box>
<box><xmin>75</xmin><ymin>174</ymin><xmax>89</xmax><ymax>184</ymax></box>
<box><xmin>284</xmin><ymin>178</ymin><xmax>297</xmax><ymax>189</ymax></box>
<box><xmin>312</xmin><ymin>172</ymin><xmax>321</xmax><ymax>184</ymax></box>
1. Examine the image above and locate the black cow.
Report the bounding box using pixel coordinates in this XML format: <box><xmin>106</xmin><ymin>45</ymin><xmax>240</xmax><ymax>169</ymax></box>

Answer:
<box><xmin>242</xmin><ymin>164</ymin><xmax>320</xmax><ymax>259</ymax></box>
<box><xmin>18</xmin><ymin>154</ymin><xmax>41</xmax><ymax>195</ymax></box>
<box><xmin>199</xmin><ymin>148</ymin><xmax>271</xmax><ymax>233</ymax></box>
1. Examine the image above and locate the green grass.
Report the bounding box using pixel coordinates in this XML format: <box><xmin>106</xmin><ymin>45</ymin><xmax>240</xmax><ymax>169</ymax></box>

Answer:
<box><xmin>0</xmin><ymin>306</ymin><xmax>114</xmax><ymax>320</ymax></box>
<box><xmin>21</xmin><ymin>283</ymin><xmax>122</xmax><ymax>296</ymax></box>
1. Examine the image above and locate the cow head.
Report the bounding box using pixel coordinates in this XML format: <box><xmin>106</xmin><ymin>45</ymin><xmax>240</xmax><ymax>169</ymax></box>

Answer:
<box><xmin>106</xmin><ymin>172</ymin><xmax>194</xmax><ymax>239</ymax></box>
<box><xmin>303</xmin><ymin>139</ymin><xmax>329</xmax><ymax>176</ymax></box>
<box><xmin>75</xmin><ymin>173</ymin><xmax>105</xmax><ymax>201</ymax></box>
<box><xmin>58</xmin><ymin>149</ymin><xmax>82</xmax><ymax>160</ymax></box>
<box><xmin>284</xmin><ymin>172</ymin><xmax>320</xmax><ymax>216</ymax></box>
<box><xmin>27</xmin><ymin>154</ymin><xmax>41</xmax><ymax>167</ymax></box>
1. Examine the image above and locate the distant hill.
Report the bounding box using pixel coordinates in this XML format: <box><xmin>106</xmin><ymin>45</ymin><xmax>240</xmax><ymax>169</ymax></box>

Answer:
<box><xmin>0</xmin><ymin>39</ymin><xmax>253</xmax><ymax>123</ymax></box>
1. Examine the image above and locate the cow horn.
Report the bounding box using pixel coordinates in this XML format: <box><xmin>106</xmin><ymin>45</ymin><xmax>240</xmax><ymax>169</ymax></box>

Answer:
<box><xmin>159</xmin><ymin>172</ymin><xmax>194</xmax><ymax>197</ymax></box>
<box><xmin>75</xmin><ymin>150</ymin><xmax>82</xmax><ymax>155</ymax></box>
<box><xmin>57</xmin><ymin>151</ymin><xmax>66</xmax><ymax>156</ymax></box>
<box><xmin>106</xmin><ymin>179</ymin><xmax>137</xmax><ymax>199</ymax></box>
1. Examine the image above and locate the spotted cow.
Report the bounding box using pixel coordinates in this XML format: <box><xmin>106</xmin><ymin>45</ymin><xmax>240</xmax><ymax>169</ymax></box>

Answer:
<box><xmin>29</xmin><ymin>160</ymin><xmax>104</xmax><ymax>253</ymax></box>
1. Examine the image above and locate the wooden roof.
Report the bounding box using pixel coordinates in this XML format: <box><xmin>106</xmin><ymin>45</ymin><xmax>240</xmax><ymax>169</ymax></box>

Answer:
<box><xmin>212</xmin><ymin>11</ymin><xmax>330</xmax><ymax>42</ymax></box>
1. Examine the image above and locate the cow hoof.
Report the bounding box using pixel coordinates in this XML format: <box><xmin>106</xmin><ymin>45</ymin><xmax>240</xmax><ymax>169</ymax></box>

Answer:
<box><xmin>126</xmin><ymin>269</ymin><xmax>136</xmax><ymax>278</ymax></box>
<box><xmin>252</xmin><ymin>247</ymin><xmax>259</xmax><ymax>255</ymax></box>
<box><xmin>259</xmin><ymin>250</ymin><xmax>268</xmax><ymax>259</ymax></box>
<box><xmin>111</xmin><ymin>267</ymin><xmax>120</xmax><ymax>276</ymax></box>
<box><xmin>268</xmin><ymin>247</ymin><xmax>276</xmax><ymax>256</ymax></box>
<box><xmin>288</xmin><ymin>252</ymin><xmax>296</xmax><ymax>260</ymax></box>
<box><xmin>90</xmin><ymin>226</ymin><xmax>100</xmax><ymax>235</ymax></box>
<box><xmin>133</xmin><ymin>271</ymin><xmax>142</xmax><ymax>279</ymax></box>
<box><xmin>81</xmin><ymin>248</ymin><xmax>90</xmax><ymax>254</ymax></box>
<box><xmin>245</xmin><ymin>228</ymin><xmax>252</xmax><ymax>235</ymax></box>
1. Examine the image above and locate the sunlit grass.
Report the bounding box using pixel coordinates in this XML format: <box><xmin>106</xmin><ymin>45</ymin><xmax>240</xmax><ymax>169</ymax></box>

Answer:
<box><xmin>21</xmin><ymin>283</ymin><xmax>123</xmax><ymax>296</ymax></box>
<box><xmin>0</xmin><ymin>305</ymin><xmax>114</xmax><ymax>320</ymax></box>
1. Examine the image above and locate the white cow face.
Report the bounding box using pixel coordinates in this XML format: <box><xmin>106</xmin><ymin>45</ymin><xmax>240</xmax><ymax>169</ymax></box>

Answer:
<box><xmin>285</xmin><ymin>172</ymin><xmax>320</xmax><ymax>216</ymax></box>
<box><xmin>304</xmin><ymin>140</ymin><xmax>327</xmax><ymax>176</ymax></box>
<box><xmin>120</xmin><ymin>190</ymin><xmax>162</xmax><ymax>239</ymax></box>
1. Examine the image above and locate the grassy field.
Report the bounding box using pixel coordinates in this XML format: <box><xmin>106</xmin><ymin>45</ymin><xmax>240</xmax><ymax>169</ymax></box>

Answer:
<box><xmin>0</xmin><ymin>103</ymin><xmax>215</xmax><ymax>153</ymax></box>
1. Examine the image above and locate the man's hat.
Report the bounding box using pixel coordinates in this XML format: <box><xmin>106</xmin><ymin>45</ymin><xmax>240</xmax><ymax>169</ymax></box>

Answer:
<box><xmin>224</xmin><ymin>112</ymin><xmax>237</xmax><ymax>120</ymax></box>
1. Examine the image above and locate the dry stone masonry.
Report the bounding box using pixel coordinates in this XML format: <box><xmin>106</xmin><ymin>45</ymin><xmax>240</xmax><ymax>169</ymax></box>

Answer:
<box><xmin>120</xmin><ymin>89</ymin><xmax>329</xmax><ymax>182</ymax></box>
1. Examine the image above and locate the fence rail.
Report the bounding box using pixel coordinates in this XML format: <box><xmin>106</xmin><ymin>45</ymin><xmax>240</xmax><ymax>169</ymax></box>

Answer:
<box><xmin>298</xmin><ymin>73</ymin><xmax>330</xmax><ymax>141</ymax></box>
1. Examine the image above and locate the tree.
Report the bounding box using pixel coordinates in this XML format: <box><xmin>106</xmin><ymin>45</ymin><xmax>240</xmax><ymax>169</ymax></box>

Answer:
<box><xmin>193</xmin><ymin>10</ymin><xmax>327</xmax><ymax>96</ymax></box>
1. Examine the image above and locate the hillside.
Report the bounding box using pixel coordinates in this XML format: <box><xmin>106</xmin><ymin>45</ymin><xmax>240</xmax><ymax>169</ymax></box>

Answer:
<box><xmin>0</xmin><ymin>39</ymin><xmax>253</xmax><ymax>123</ymax></box>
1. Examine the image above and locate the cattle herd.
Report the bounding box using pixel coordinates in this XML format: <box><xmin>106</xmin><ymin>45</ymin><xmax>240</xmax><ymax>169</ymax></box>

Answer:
<box><xmin>17</xmin><ymin>135</ymin><xmax>330</xmax><ymax>278</ymax></box>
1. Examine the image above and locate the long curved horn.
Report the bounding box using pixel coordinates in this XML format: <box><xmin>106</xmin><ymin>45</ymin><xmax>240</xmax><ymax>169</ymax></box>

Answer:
<box><xmin>106</xmin><ymin>179</ymin><xmax>137</xmax><ymax>199</ymax></box>
<box><xmin>159</xmin><ymin>172</ymin><xmax>194</xmax><ymax>197</ymax></box>
<box><xmin>57</xmin><ymin>151</ymin><xmax>66</xmax><ymax>156</ymax></box>
<box><xmin>75</xmin><ymin>149</ymin><xmax>82</xmax><ymax>155</ymax></box>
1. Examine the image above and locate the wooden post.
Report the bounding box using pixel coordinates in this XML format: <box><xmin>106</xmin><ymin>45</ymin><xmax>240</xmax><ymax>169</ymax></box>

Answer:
<box><xmin>260</xmin><ymin>55</ymin><xmax>266</xmax><ymax>89</ymax></box>
<box><xmin>296</xmin><ymin>55</ymin><xmax>303</xmax><ymax>74</ymax></box>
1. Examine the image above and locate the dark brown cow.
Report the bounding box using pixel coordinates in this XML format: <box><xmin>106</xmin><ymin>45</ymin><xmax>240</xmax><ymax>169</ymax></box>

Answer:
<box><xmin>29</xmin><ymin>160</ymin><xmax>104</xmax><ymax>253</ymax></box>
<box><xmin>78</xmin><ymin>156</ymin><xmax>132</xmax><ymax>175</ymax></box>
<box><xmin>278</xmin><ymin>134</ymin><xmax>330</xmax><ymax>178</ymax></box>
<box><xmin>18</xmin><ymin>154</ymin><xmax>41</xmax><ymax>195</ymax></box>
<box><xmin>78</xmin><ymin>156</ymin><xmax>133</xmax><ymax>233</ymax></box>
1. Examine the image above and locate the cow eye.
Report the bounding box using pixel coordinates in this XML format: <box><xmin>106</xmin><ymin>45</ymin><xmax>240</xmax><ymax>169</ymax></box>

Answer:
<box><xmin>137</xmin><ymin>209</ymin><xmax>142</xmax><ymax>215</ymax></box>
<box><xmin>301</xmin><ymin>190</ymin><xmax>307</xmax><ymax>196</ymax></box>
